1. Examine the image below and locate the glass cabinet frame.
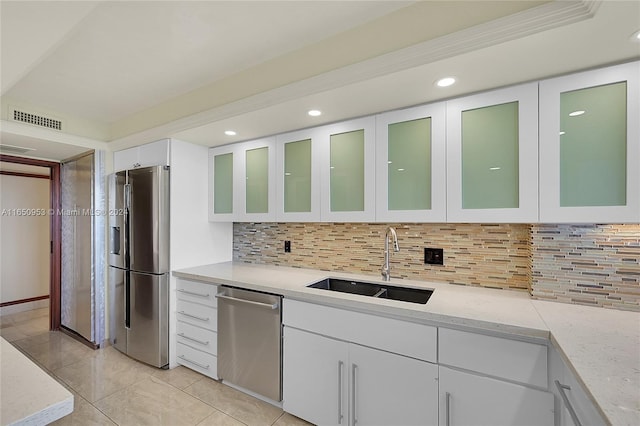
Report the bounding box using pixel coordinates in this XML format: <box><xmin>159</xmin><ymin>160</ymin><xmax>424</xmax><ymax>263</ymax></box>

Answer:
<box><xmin>237</xmin><ymin>137</ymin><xmax>277</xmax><ymax>222</ymax></box>
<box><xmin>318</xmin><ymin>117</ymin><xmax>376</xmax><ymax>222</ymax></box>
<box><xmin>375</xmin><ymin>103</ymin><xmax>446</xmax><ymax>222</ymax></box>
<box><xmin>446</xmin><ymin>82</ymin><xmax>539</xmax><ymax>223</ymax></box>
<box><xmin>275</xmin><ymin>128</ymin><xmax>322</xmax><ymax>222</ymax></box>
<box><xmin>208</xmin><ymin>144</ymin><xmax>238</xmax><ymax>222</ymax></box>
<box><xmin>539</xmin><ymin>61</ymin><xmax>639</xmax><ymax>223</ymax></box>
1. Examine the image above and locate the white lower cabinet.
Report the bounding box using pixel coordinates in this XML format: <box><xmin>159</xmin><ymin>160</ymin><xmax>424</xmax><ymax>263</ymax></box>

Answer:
<box><xmin>439</xmin><ymin>366</ymin><xmax>554</xmax><ymax>426</ymax></box>
<box><xmin>283</xmin><ymin>327</ymin><xmax>438</xmax><ymax>426</ymax></box>
<box><xmin>175</xmin><ymin>279</ymin><xmax>218</xmax><ymax>379</ymax></box>
<box><xmin>549</xmin><ymin>347</ymin><xmax>606</xmax><ymax>426</ymax></box>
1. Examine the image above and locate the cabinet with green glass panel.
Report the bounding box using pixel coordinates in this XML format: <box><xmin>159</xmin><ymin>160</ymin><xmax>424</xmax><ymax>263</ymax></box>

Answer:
<box><xmin>446</xmin><ymin>82</ymin><xmax>539</xmax><ymax>223</ymax></box>
<box><xmin>318</xmin><ymin>117</ymin><xmax>376</xmax><ymax>222</ymax></box>
<box><xmin>238</xmin><ymin>137</ymin><xmax>276</xmax><ymax>222</ymax></box>
<box><xmin>539</xmin><ymin>61</ymin><xmax>639</xmax><ymax>223</ymax></box>
<box><xmin>276</xmin><ymin>128</ymin><xmax>322</xmax><ymax>222</ymax></box>
<box><xmin>375</xmin><ymin>103</ymin><xmax>446</xmax><ymax>222</ymax></box>
<box><xmin>208</xmin><ymin>144</ymin><xmax>237</xmax><ymax>222</ymax></box>
<box><xmin>208</xmin><ymin>137</ymin><xmax>276</xmax><ymax>222</ymax></box>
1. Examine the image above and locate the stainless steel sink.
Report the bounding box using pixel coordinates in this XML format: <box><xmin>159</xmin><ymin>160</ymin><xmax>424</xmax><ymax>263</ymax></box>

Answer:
<box><xmin>307</xmin><ymin>278</ymin><xmax>433</xmax><ymax>304</ymax></box>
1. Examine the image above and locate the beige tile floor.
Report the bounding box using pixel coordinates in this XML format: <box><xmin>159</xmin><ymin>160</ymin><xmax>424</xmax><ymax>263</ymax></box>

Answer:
<box><xmin>0</xmin><ymin>308</ymin><xmax>311</xmax><ymax>426</ymax></box>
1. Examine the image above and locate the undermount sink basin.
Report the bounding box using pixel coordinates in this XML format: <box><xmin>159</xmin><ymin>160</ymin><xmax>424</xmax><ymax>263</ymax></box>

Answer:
<box><xmin>307</xmin><ymin>278</ymin><xmax>433</xmax><ymax>304</ymax></box>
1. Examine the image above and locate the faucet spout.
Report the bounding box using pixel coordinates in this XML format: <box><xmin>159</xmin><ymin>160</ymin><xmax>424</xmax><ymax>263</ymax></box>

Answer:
<box><xmin>382</xmin><ymin>226</ymin><xmax>400</xmax><ymax>281</ymax></box>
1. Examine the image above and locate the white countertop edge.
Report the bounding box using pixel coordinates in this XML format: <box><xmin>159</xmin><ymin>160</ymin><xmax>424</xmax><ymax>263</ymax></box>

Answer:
<box><xmin>10</xmin><ymin>398</ymin><xmax>74</xmax><ymax>426</ymax></box>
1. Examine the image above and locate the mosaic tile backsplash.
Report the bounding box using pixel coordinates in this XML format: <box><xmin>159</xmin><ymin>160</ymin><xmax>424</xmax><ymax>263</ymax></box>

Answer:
<box><xmin>234</xmin><ymin>223</ymin><xmax>532</xmax><ymax>291</ymax></box>
<box><xmin>531</xmin><ymin>224</ymin><xmax>639</xmax><ymax>311</ymax></box>
<box><xmin>233</xmin><ymin>223</ymin><xmax>640</xmax><ymax>312</ymax></box>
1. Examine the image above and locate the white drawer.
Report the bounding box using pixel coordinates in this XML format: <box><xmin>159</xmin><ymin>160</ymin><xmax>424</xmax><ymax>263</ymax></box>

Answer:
<box><xmin>177</xmin><ymin>321</ymin><xmax>218</xmax><ymax>356</ymax></box>
<box><xmin>176</xmin><ymin>299</ymin><xmax>217</xmax><ymax>331</ymax></box>
<box><xmin>283</xmin><ymin>299</ymin><xmax>437</xmax><ymax>363</ymax></box>
<box><xmin>439</xmin><ymin>328</ymin><xmax>548</xmax><ymax>388</ymax></box>
<box><xmin>176</xmin><ymin>278</ymin><xmax>217</xmax><ymax>307</ymax></box>
<box><xmin>176</xmin><ymin>342</ymin><xmax>217</xmax><ymax>380</ymax></box>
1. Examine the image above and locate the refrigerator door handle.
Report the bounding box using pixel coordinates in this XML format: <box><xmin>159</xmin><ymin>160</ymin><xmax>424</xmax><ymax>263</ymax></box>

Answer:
<box><xmin>124</xmin><ymin>183</ymin><xmax>131</xmax><ymax>210</ymax></box>
<box><xmin>110</xmin><ymin>226</ymin><xmax>120</xmax><ymax>255</ymax></box>
<box><xmin>125</xmin><ymin>271</ymin><xmax>130</xmax><ymax>329</ymax></box>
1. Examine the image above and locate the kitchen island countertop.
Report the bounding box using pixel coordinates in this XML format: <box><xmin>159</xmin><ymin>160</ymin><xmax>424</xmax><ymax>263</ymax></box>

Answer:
<box><xmin>0</xmin><ymin>336</ymin><xmax>74</xmax><ymax>425</ymax></box>
<box><xmin>174</xmin><ymin>261</ymin><xmax>640</xmax><ymax>426</ymax></box>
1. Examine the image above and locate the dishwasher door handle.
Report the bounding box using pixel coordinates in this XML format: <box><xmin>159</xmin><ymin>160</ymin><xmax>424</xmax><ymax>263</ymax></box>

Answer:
<box><xmin>216</xmin><ymin>292</ymin><xmax>279</xmax><ymax>310</ymax></box>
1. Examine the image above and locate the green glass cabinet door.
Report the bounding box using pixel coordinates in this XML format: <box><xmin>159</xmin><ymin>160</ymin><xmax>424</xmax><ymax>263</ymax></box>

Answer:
<box><xmin>321</xmin><ymin>117</ymin><xmax>375</xmax><ymax>222</ymax></box>
<box><xmin>214</xmin><ymin>152</ymin><xmax>233</xmax><ymax>214</ymax></box>
<box><xmin>284</xmin><ymin>139</ymin><xmax>312</xmax><ymax>213</ymax></box>
<box><xmin>245</xmin><ymin>146</ymin><xmax>269</xmax><ymax>214</ymax></box>
<box><xmin>447</xmin><ymin>83</ymin><xmax>539</xmax><ymax>223</ymax></box>
<box><xmin>276</xmin><ymin>128</ymin><xmax>321</xmax><ymax>222</ymax></box>
<box><xmin>376</xmin><ymin>103</ymin><xmax>446</xmax><ymax>222</ymax></box>
<box><xmin>539</xmin><ymin>61</ymin><xmax>639</xmax><ymax>223</ymax></box>
<box><xmin>209</xmin><ymin>146</ymin><xmax>236</xmax><ymax>221</ymax></box>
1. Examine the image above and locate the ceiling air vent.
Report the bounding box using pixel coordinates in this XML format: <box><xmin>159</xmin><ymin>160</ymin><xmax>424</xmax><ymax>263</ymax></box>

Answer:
<box><xmin>0</xmin><ymin>144</ymin><xmax>36</xmax><ymax>155</ymax></box>
<box><xmin>11</xmin><ymin>109</ymin><xmax>62</xmax><ymax>131</ymax></box>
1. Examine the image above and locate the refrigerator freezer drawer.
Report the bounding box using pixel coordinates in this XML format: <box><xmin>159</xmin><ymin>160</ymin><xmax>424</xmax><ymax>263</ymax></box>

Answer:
<box><xmin>126</xmin><ymin>271</ymin><xmax>169</xmax><ymax>368</ymax></box>
<box><xmin>177</xmin><ymin>343</ymin><xmax>217</xmax><ymax>379</ymax></box>
<box><xmin>177</xmin><ymin>321</ymin><xmax>218</xmax><ymax>355</ymax></box>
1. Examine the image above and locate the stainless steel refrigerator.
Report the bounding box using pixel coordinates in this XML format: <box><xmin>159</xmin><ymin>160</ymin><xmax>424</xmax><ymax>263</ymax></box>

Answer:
<box><xmin>108</xmin><ymin>165</ymin><xmax>169</xmax><ymax>368</ymax></box>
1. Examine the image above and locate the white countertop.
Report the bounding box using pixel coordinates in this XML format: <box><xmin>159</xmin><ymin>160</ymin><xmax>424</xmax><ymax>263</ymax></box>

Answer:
<box><xmin>174</xmin><ymin>261</ymin><xmax>640</xmax><ymax>426</ymax></box>
<box><xmin>0</xmin><ymin>337</ymin><xmax>74</xmax><ymax>425</ymax></box>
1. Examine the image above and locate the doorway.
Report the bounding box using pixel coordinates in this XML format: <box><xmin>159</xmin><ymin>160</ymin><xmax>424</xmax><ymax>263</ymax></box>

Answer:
<box><xmin>0</xmin><ymin>154</ymin><xmax>61</xmax><ymax>330</ymax></box>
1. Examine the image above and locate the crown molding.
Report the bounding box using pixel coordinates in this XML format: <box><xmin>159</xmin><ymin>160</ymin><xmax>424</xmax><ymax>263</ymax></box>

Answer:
<box><xmin>110</xmin><ymin>0</ymin><xmax>602</xmax><ymax>148</ymax></box>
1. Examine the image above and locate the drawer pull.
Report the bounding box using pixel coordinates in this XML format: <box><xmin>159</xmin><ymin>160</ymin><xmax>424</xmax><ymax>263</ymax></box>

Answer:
<box><xmin>178</xmin><ymin>354</ymin><xmax>210</xmax><ymax>370</ymax></box>
<box><xmin>178</xmin><ymin>311</ymin><xmax>210</xmax><ymax>322</ymax></box>
<box><xmin>178</xmin><ymin>289</ymin><xmax>210</xmax><ymax>298</ymax></box>
<box><xmin>178</xmin><ymin>333</ymin><xmax>209</xmax><ymax>346</ymax></box>
<box><xmin>555</xmin><ymin>380</ymin><xmax>582</xmax><ymax>426</ymax></box>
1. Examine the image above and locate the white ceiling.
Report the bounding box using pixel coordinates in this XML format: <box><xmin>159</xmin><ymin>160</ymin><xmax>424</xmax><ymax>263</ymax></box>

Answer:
<box><xmin>1</xmin><ymin>0</ymin><xmax>639</xmax><ymax>158</ymax></box>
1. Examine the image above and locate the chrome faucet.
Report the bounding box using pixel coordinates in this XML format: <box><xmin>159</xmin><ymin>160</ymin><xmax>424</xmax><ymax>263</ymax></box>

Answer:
<box><xmin>381</xmin><ymin>226</ymin><xmax>400</xmax><ymax>281</ymax></box>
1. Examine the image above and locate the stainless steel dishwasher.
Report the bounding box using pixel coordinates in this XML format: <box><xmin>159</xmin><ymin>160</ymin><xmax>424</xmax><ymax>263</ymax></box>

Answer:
<box><xmin>216</xmin><ymin>286</ymin><xmax>282</xmax><ymax>401</ymax></box>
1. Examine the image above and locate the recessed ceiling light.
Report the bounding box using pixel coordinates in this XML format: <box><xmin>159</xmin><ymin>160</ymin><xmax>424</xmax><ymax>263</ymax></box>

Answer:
<box><xmin>559</xmin><ymin>131</ymin><xmax>566</xmax><ymax>135</ymax></box>
<box><xmin>631</xmin><ymin>30</ymin><xmax>640</xmax><ymax>42</ymax></box>
<box><xmin>569</xmin><ymin>110</ymin><xmax>585</xmax><ymax>117</ymax></box>
<box><xmin>224</xmin><ymin>130</ymin><xmax>237</xmax><ymax>136</ymax></box>
<box><xmin>436</xmin><ymin>77</ymin><xmax>456</xmax><ymax>87</ymax></box>
<box><xmin>308</xmin><ymin>110</ymin><xmax>322</xmax><ymax>117</ymax></box>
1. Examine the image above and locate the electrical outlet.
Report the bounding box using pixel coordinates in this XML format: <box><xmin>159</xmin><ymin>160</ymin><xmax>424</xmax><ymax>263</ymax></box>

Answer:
<box><xmin>284</xmin><ymin>240</ymin><xmax>291</xmax><ymax>253</ymax></box>
<box><xmin>424</xmin><ymin>248</ymin><xmax>443</xmax><ymax>265</ymax></box>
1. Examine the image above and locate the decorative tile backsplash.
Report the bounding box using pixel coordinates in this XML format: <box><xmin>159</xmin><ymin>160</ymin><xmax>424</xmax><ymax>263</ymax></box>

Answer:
<box><xmin>233</xmin><ymin>223</ymin><xmax>531</xmax><ymax>291</ymax></box>
<box><xmin>531</xmin><ymin>224</ymin><xmax>639</xmax><ymax>311</ymax></box>
<box><xmin>234</xmin><ymin>222</ymin><xmax>640</xmax><ymax>312</ymax></box>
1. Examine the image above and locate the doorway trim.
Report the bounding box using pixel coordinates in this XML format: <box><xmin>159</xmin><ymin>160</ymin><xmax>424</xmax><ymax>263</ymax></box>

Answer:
<box><xmin>1</xmin><ymin>154</ymin><xmax>61</xmax><ymax>330</ymax></box>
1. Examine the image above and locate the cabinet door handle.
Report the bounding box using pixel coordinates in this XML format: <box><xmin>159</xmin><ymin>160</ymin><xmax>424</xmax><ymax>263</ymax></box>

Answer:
<box><xmin>555</xmin><ymin>380</ymin><xmax>583</xmax><ymax>426</ymax></box>
<box><xmin>351</xmin><ymin>363</ymin><xmax>358</xmax><ymax>426</ymax></box>
<box><xmin>178</xmin><ymin>333</ymin><xmax>209</xmax><ymax>346</ymax></box>
<box><xmin>178</xmin><ymin>288</ymin><xmax>210</xmax><ymax>298</ymax></box>
<box><xmin>445</xmin><ymin>392</ymin><xmax>451</xmax><ymax>426</ymax></box>
<box><xmin>178</xmin><ymin>311</ymin><xmax>210</xmax><ymax>322</ymax></box>
<box><xmin>338</xmin><ymin>361</ymin><xmax>344</xmax><ymax>424</ymax></box>
<box><xmin>178</xmin><ymin>354</ymin><xmax>209</xmax><ymax>370</ymax></box>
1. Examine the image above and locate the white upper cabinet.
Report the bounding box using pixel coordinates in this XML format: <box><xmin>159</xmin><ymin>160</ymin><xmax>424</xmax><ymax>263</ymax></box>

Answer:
<box><xmin>539</xmin><ymin>61</ymin><xmax>640</xmax><ymax>223</ymax></box>
<box><xmin>238</xmin><ymin>137</ymin><xmax>277</xmax><ymax>222</ymax></box>
<box><xmin>208</xmin><ymin>137</ymin><xmax>276</xmax><ymax>222</ymax></box>
<box><xmin>113</xmin><ymin>138</ymin><xmax>170</xmax><ymax>172</ymax></box>
<box><xmin>275</xmin><ymin>128</ymin><xmax>322</xmax><ymax>222</ymax></box>
<box><xmin>375</xmin><ymin>103</ymin><xmax>446</xmax><ymax>222</ymax></box>
<box><xmin>446</xmin><ymin>83</ymin><xmax>539</xmax><ymax>223</ymax></box>
<box><xmin>318</xmin><ymin>117</ymin><xmax>376</xmax><ymax>222</ymax></box>
<box><xmin>208</xmin><ymin>144</ymin><xmax>237</xmax><ymax>222</ymax></box>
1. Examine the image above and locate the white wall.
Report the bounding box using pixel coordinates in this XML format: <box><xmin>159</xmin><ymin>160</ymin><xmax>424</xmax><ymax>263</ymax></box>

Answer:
<box><xmin>0</xmin><ymin>174</ymin><xmax>50</xmax><ymax>308</ymax></box>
